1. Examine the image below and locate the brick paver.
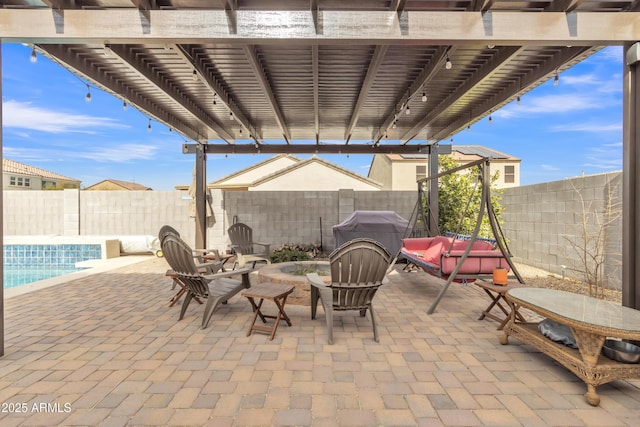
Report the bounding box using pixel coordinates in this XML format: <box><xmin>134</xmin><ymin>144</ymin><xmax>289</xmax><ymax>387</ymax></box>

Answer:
<box><xmin>1</xmin><ymin>256</ymin><xmax>639</xmax><ymax>426</ymax></box>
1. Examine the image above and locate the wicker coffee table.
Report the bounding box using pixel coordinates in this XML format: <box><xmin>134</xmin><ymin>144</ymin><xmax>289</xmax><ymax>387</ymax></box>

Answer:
<box><xmin>501</xmin><ymin>287</ymin><xmax>640</xmax><ymax>406</ymax></box>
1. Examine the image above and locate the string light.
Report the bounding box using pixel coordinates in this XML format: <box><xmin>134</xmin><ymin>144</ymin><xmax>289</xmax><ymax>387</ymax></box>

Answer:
<box><xmin>467</xmin><ymin>124</ymin><xmax>471</xmax><ymax>132</ymax></box>
<box><xmin>192</xmin><ymin>69</ymin><xmax>198</xmax><ymax>81</ymax></box>
<box><xmin>103</xmin><ymin>44</ymin><xmax>112</xmax><ymax>57</ymax></box>
<box><xmin>517</xmin><ymin>96</ymin><xmax>521</xmax><ymax>105</ymax></box>
<box><xmin>30</xmin><ymin>47</ymin><xmax>37</xmax><ymax>63</ymax></box>
<box><xmin>392</xmin><ymin>121</ymin><xmax>397</xmax><ymax>129</ymax></box>
<box><xmin>122</xmin><ymin>100</ymin><xmax>128</xmax><ymax>111</ymax></box>
<box><xmin>488</xmin><ymin>113</ymin><xmax>493</xmax><ymax>124</ymax></box>
<box><xmin>85</xmin><ymin>85</ymin><xmax>91</xmax><ymax>102</ymax></box>
<box><xmin>229</xmin><ymin>111</ymin><xmax>234</xmax><ymax>121</ymax></box>
<box><xmin>405</xmin><ymin>105</ymin><xmax>410</xmax><ymax>115</ymax></box>
<box><xmin>421</xmin><ymin>92</ymin><xmax>427</xmax><ymax>102</ymax></box>
<box><xmin>213</xmin><ymin>93</ymin><xmax>217</xmax><ymax>106</ymax></box>
<box><xmin>553</xmin><ymin>71</ymin><xmax>559</xmax><ymax>86</ymax></box>
<box><xmin>147</xmin><ymin>119</ymin><xmax>152</xmax><ymax>132</ymax></box>
<box><xmin>445</xmin><ymin>57</ymin><xmax>452</xmax><ymax>70</ymax></box>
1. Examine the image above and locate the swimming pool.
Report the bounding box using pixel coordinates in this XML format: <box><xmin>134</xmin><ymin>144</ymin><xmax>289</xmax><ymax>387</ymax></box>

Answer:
<box><xmin>4</xmin><ymin>266</ymin><xmax>86</xmax><ymax>289</ymax></box>
<box><xmin>3</xmin><ymin>243</ymin><xmax>101</xmax><ymax>289</ymax></box>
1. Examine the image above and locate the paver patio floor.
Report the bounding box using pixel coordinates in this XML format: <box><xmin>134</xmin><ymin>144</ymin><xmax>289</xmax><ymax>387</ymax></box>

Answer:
<box><xmin>1</xmin><ymin>257</ymin><xmax>639</xmax><ymax>426</ymax></box>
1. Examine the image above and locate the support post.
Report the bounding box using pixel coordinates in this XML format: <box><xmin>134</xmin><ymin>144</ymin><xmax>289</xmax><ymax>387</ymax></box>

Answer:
<box><xmin>428</xmin><ymin>143</ymin><xmax>439</xmax><ymax>236</ymax></box>
<box><xmin>623</xmin><ymin>42</ymin><xmax>640</xmax><ymax>309</ymax></box>
<box><xmin>0</xmin><ymin>42</ymin><xmax>4</xmax><ymax>357</ymax></box>
<box><xmin>195</xmin><ymin>142</ymin><xmax>207</xmax><ymax>250</ymax></box>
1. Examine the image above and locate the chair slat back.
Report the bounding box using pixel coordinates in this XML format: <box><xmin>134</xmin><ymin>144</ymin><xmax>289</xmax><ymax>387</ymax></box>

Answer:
<box><xmin>228</xmin><ymin>223</ymin><xmax>255</xmax><ymax>254</ymax></box>
<box><xmin>161</xmin><ymin>234</ymin><xmax>209</xmax><ymax>297</ymax></box>
<box><xmin>330</xmin><ymin>238</ymin><xmax>391</xmax><ymax>285</ymax></box>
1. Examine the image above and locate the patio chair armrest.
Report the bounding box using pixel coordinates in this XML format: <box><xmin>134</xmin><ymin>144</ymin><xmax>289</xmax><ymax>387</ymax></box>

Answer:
<box><xmin>307</xmin><ymin>272</ymin><xmax>329</xmax><ymax>288</ymax></box>
<box><xmin>254</xmin><ymin>242</ymin><xmax>271</xmax><ymax>251</ymax></box>
<box><xmin>203</xmin><ymin>266</ymin><xmax>253</xmax><ymax>281</ymax></box>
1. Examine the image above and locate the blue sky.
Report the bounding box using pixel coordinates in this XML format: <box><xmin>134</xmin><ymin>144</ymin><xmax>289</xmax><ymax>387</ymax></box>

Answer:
<box><xmin>2</xmin><ymin>43</ymin><xmax>623</xmax><ymax>190</ymax></box>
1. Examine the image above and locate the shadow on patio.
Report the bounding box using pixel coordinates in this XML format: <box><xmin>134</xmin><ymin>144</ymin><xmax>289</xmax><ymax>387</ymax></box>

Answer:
<box><xmin>1</xmin><ymin>257</ymin><xmax>639</xmax><ymax>426</ymax></box>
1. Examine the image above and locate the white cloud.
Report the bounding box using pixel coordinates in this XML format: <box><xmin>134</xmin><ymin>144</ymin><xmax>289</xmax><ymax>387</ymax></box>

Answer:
<box><xmin>540</xmin><ymin>164</ymin><xmax>560</xmax><ymax>171</ymax></box>
<box><xmin>79</xmin><ymin>144</ymin><xmax>159</xmax><ymax>162</ymax></box>
<box><xmin>2</xmin><ymin>100</ymin><xmax>129</xmax><ymax>133</ymax></box>
<box><xmin>549</xmin><ymin>122</ymin><xmax>622</xmax><ymax>133</ymax></box>
<box><xmin>4</xmin><ymin>143</ymin><xmax>158</xmax><ymax>164</ymax></box>
<box><xmin>497</xmin><ymin>94</ymin><xmax>602</xmax><ymax>119</ymax></box>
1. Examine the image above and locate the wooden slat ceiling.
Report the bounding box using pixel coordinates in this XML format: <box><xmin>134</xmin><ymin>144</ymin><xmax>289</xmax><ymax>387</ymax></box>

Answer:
<box><xmin>2</xmin><ymin>0</ymin><xmax>639</xmax><ymax>152</ymax></box>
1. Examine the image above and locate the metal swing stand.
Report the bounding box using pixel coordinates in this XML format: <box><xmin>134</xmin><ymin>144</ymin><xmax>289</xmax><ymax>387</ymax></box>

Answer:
<box><xmin>406</xmin><ymin>157</ymin><xmax>524</xmax><ymax>314</ymax></box>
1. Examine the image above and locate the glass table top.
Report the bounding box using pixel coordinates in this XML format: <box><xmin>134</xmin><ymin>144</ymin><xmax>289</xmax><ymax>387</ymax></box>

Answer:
<box><xmin>507</xmin><ymin>287</ymin><xmax>640</xmax><ymax>333</ymax></box>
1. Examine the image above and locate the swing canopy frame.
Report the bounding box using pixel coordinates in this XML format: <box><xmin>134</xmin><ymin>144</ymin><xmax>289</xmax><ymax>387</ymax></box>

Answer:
<box><xmin>401</xmin><ymin>157</ymin><xmax>524</xmax><ymax>314</ymax></box>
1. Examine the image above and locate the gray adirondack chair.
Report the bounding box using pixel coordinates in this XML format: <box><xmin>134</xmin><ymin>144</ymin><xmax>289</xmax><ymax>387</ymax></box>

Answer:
<box><xmin>227</xmin><ymin>222</ymin><xmax>271</xmax><ymax>268</ymax></box>
<box><xmin>161</xmin><ymin>233</ymin><xmax>252</xmax><ymax>329</ymax></box>
<box><xmin>307</xmin><ymin>238</ymin><xmax>392</xmax><ymax>344</ymax></box>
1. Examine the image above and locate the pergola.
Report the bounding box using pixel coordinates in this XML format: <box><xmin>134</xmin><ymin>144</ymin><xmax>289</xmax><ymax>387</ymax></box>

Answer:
<box><xmin>0</xmin><ymin>1</ymin><xmax>639</xmax><ymax>355</ymax></box>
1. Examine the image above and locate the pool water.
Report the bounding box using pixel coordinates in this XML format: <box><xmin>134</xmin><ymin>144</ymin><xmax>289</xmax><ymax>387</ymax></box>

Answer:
<box><xmin>3</xmin><ymin>243</ymin><xmax>101</xmax><ymax>289</ymax></box>
<box><xmin>4</xmin><ymin>266</ymin><xmax>86</xmax><ymax>289</ymax></box>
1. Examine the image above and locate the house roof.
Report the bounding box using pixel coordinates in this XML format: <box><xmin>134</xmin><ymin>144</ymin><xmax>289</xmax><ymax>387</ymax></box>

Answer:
<box><xmin>385</xmin><ymin>145</ymin><xmax>519</xmax><ymax>162</ymax></box>
<box><xmin>84</xmin><ymin>179</ymin><xmax>152</xmax><ymax>191</ymax></box>
<box><xmin>210</xmin><ymin>154</ymin><xmax>300</xmax><ymax>187</ymax></box>
<box><xmin>252</xmin><ymin>156</ymin><xmax>381</xmax><ymax>189</ymax></box>
<box><xmin>2</xmin><ymin>158</ymin><xmax>80</xmax><ymax>182</ymax></box>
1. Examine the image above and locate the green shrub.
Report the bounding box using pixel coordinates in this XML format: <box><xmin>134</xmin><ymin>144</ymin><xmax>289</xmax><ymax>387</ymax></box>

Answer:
<box><xmin>270</xmin><ymin>243</ymin><xmax>322</xmax><ymax>263</ymax></box>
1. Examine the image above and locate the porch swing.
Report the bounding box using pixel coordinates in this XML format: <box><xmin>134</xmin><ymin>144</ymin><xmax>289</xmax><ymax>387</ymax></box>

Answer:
<box><xmin>400</xmin><ymin>157</ymin><xmax>524</xmax><ymax>314</ymax></box>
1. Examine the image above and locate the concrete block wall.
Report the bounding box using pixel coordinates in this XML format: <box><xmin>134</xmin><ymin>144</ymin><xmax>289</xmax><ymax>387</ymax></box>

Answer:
<box><xmin>501</xmin><ymin>171</ymin><xmax>622</xmax><ymax>290</ymax></box>
<box><xmin>223</xmin><ymin>190</ymin><xmax>341</xmax><ymax>252</ymax></box>
<box><xmin>4</xmin><ymin>190</ymin><xmax>65</xmax><ymax>235</ymax></box>
<box><xmin>3</xmin><ymin>177</ymin><xmax>623</xmax><ymax>291</ymax></box>
<box><xmin>80</xmin><ymin>190</ymin><xmax>197</xmax><ymax>244</ymax></box>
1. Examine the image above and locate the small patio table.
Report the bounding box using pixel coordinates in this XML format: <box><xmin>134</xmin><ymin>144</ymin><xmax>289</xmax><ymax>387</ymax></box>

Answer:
<box><xmin>242</xmin><ymin>282</ymin><xmax>294</xmax><ymax>340</ymax></box>
<box><xmin>473</xmin><ymin>280</ymin><xmax>525</xmax><ymax>329</ymax></box>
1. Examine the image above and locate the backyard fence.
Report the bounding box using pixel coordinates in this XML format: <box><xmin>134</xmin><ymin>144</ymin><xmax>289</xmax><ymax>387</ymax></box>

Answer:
<box><xmin>2</xmin><ymin>171</ymin><xmax>623</xmax><ymax>290</ymax></box>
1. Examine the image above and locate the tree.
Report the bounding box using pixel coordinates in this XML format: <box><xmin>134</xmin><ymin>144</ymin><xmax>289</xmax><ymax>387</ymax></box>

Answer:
<box><xmin>562</xmin><ymin>176</ymin><xmax>621</xmax><ymax>298</ymax></box>
<box><xmin>428</xmin><ymin>155</ymin><xmax>504</xmax><ymax>239</ymax></box>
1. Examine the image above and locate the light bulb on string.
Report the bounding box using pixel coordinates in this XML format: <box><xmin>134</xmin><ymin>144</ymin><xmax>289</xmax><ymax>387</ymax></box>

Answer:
<box><xmin>405</xmin><ymin>105</ymin><xmax>410</xmax><ymax>115</ymax></box>
<box><xmin>229</xmin><ymin>111</ymin><xmax>234</xmax><ymax>121</ymax></box>
<box><xmin>488</xmin><ymin>114</ymin><xmax>493</xmax><ymax>124</ymax></box>
<box><xmin>553</xmin><ymin>71</ymin><xmax>559</xmax><ymax>86</ymax></box>
<box><xmin>103</xmin><ymin>44</ymin><xmax>112</xmax><ymax>57</ymax></box>
<box><xmin>192</xmin><ymin>69</ymin><xmax>198</xmax><ymax>81</ymax></box>
<box><xmin>85</xmin><ymin>85</ymin><xmax>91</xmax><ymax>102</ymax></box>
<box><xmin>123</xmin><ymin>100</ymin><xmax>128</xmax><ymax>111</ymax></box>
<box><xmin>147</xmin><ymin>119</ymin><xmax>152</xmax><ymax>132</ymax></box>
<box><xmin>30</xmin><ymin>47</ymin><xmax>37</xmax><ymax>63</ymax></box>
<box><xmin>517</xmin><ymin>96</ymin><xmax>521</xmax><ymax>105</ymax></box>
<box><xmin>421</xmin><ymin>92</ymin><xmax>427</xmax><ymax>102</ymax></box>
<box><xmin>445</xmin><ymin>57</ymin><xmax>452</xmax><ymax>70</ymax></box>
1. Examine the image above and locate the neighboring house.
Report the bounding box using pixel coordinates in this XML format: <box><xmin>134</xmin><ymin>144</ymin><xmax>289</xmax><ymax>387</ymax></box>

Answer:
<box><xmin>368</xmin><ymin>145</ymin><xmax>521</xmax><ymax>190</ymax></box>
<box><xmin>2</xmin><ymin>158</ymin><xmax>81</xmax><ymax>190</ymax></box>
<box><xmin>210</xmin><ymin>154</ymin><xmax>381</xmax><ymax>191</ymax></box>
<box><xmin>84</xmin><ymin>179</ymin><xmax>152</xmax><ymax>191</ymax></box>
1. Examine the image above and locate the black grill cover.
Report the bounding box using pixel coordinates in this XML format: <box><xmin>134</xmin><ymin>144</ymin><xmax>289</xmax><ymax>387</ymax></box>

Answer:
<box><xmin>332</xmin><ymin>211</ymin><xmax>410</xmax><ymax>256</ymax></box>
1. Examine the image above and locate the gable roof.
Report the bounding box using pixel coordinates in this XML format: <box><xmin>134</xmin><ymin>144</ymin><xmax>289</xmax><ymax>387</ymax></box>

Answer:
<box><xmin>2</xmin><ymin>158</ymin><xmax>80</xmax><ymax>182</ymax></box>
<box><xmin>210</xmin><ymin>154</ymin><xmax>301</xmax><ymax>188</ymax></box>
<box><xmin>85</xmin><ymin>179</ymin><xmax>152</xmax><ymax>191</ymax></box>
<box><xmin>252</xmin><ymin>156</ymin><xmax>381</xmax><ymax>189</ymax></box>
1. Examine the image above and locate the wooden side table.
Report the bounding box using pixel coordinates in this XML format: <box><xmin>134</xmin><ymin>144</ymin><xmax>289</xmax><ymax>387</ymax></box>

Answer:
<box><xmin>473</xmin><ymin>280</ymin><xmax>525</xmax><ymax>330</ymax></box>
<box><xmin>242</xmin><ymin>283</ymin><xmax>294</xmax><ymax>340</ymax></box>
